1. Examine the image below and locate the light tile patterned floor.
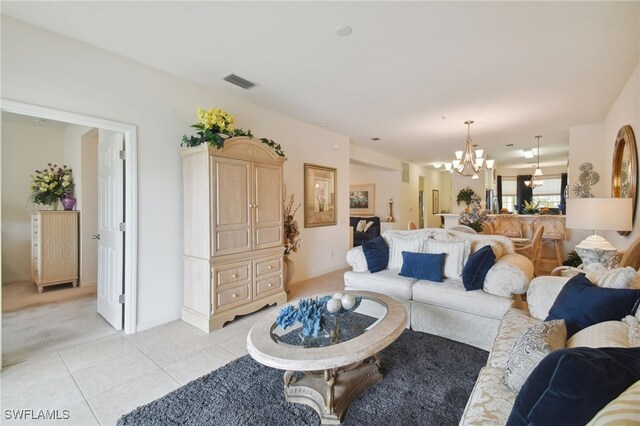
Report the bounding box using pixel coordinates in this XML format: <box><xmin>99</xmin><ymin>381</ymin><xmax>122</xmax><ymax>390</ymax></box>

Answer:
<box><xmin>1</xmin><ymin>269</ymin><xmax>346</xmax><ymax>425</ymax></box>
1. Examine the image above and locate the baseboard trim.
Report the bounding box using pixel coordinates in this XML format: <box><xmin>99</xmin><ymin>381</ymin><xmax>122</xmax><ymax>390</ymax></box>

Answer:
<box><xmin>136</xmin><ymin>313</ymin><xmax>181</xmax><ymax>333</ymax></box>
<box><xmin>2</xmin><ymin>276</ymin><xmax>32</xmax><ymax>285</ymax></box>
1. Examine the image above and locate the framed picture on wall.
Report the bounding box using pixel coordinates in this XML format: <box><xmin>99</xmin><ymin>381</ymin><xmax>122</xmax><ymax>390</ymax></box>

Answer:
<box><xmin>432</xmin><ymin>190</ymin><xmax>439</xmax><ymax>215</ymax></box>
<box><xmin>304</xmin><ymin>163</ymin><xmax>337</xmax><ymax>228</ymax></box>
<box><xmin>349</xmin><ymin>184</ymin><xmax>375</xmax><ymax>216</ymax></box>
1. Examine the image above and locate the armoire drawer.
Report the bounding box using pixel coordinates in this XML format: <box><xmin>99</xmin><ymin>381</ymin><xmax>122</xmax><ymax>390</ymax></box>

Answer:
<box><xmin>214</xmin><ymin>261</ymin><xmax>251</xmax><ymax>288</ymax></box>
<box><xmin>255</xmin><ymin>275</ymin><xmax>282</xmax><ymax>297</ymax></box>
<box><xmin>215</xmin><ymin>284</ymin><xmax>251</xmax><ymax>311</ymax></box>
<box><xmin>255</xmin><ymin>256</ymin><xmax>282</xmax><ymax>277</ymax></box>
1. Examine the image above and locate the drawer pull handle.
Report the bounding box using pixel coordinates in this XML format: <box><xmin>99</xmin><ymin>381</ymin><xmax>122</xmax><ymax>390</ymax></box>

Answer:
<box><xmin>268</xmin><ymin>266</ymin><xmax>272</xmax><ymax>270</ymax></box>
<box><xmin>232</xmin><ymin>293</ymin><xmax>238</xmax><ymax>298</ymax></box>
<box><xmin>232</xmin><ymin>274</ymin><xmax>237</xmax><ymax>279</ymax></box>
<box><xmin>268</xmin><ymin>283</ymin><xmax>273</xmax><ymax>287</ymax></box>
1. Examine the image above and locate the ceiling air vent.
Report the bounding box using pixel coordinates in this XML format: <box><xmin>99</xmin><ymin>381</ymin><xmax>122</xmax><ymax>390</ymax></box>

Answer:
<box><xmin>222</xmin><ymin>73</ymin><xmax>256</xmax><ymax>90</ymax></box>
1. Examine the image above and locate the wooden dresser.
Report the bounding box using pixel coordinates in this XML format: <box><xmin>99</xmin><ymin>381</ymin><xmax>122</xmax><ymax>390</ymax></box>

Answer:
<box><xmin>181</xmin><ymin>137</ymin><xmax>287</xmax><ymax>332</ymax></box>
<box><xmin>31</xmin><ymin>210</ymin><xmax>79</xmax><ymax>293</ymax></box>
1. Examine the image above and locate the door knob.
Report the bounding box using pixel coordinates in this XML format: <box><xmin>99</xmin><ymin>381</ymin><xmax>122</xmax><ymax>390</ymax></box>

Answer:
<box><xmin>92</xmin><ymin>234</ymin><xmax>101</xmax><ymax>240</ymax></box>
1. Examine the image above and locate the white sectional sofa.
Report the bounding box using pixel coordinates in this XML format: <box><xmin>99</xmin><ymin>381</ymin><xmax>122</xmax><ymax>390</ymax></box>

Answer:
<box><xmin>344</xmin><ymin>229</ymin><xmax>535</xmax><ymax>350</ymax></box>
<box><xmin>460</xmin><ymin>276</ymin><xmax>640</xmax><ymax>425</ymax></box>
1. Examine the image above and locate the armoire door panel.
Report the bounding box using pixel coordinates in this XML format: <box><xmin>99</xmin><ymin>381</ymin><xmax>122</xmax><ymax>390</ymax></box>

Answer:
<box><xmin>212</xmin><ymin>157</ymin><xmax>251</xmax><ymax>255</ymax></box>
<box><xmin>253</xmin><ymin>163</ymin><xmax>282</xmax><ymax>250</ymax></box>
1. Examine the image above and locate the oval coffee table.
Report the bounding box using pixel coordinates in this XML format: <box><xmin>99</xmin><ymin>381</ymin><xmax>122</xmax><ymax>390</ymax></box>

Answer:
<box><xmin>247</xmin><ymin>291</ymin><xmax>407</xmax><ymax>424</ymax></box>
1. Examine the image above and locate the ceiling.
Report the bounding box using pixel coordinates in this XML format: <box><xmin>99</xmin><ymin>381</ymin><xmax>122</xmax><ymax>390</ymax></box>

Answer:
<box><xmin>2</xmin><ymin>1</ymin><xmax>638</xmax><ymax>170</ymax></box>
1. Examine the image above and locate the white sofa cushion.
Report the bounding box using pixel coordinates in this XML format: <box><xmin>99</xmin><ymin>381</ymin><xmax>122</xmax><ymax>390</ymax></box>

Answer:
<box><xmin>346</xmin><ymin>246</ymin><xmax>368</xmax><ymax>272</ymax></box>
<box><xmin>343</xmin><ymin>269</ymin><xmax>416</xmax><ymax>300</ymax></box>
<box><xmin>388</xmin><ymin>235</ymin><xmax>427</xmax><ymax>270</ymax></box>
<box><xmin>483</xmin><ymin>253</ymin><xmax>533</xmax><ymax>297</ymax></box>
<box><xmin>411</xmin><ymin>279</ymin><xmax>513</xmax><ymax>319</ymax></box>
<box><xmin>488</xmin><ymin>308</ymin><xmax>540</xmax><ymax>370</ymax></box>
<box><xmin>527</xmin><ymin>276</ymin><xmax>569</xmax><ymax>320</ymax></box>
<box><xmin>425</xmin><ymin>239</ymin><xmax>471</xmax><ymax>278</ymax></box>
<box><xmin>586</xmin><ymin>266</ymin><xmax>638</xmax><ymax>289</ymax></box>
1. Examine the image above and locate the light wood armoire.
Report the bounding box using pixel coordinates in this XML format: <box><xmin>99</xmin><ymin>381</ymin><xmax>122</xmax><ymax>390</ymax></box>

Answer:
<box><xmin>31</xmin><ymin>210</ymin><xmax>79</xmax><ymax>293</ymax></box>
<box><xmin>181</xmin><ymin>137</ymin><xmax>287</xmax><ymax>332</ymax></box>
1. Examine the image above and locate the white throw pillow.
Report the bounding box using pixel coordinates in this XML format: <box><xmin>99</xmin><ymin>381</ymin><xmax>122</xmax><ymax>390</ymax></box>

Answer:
<box><xmin>425</xmin><ymin>239</ymin><xmax>471</xmax><ymax>279</ymax></box>
<box><xmin>503</xmin><ymin>320</ymin><xmax>567</xmax><ymax>392</ymax></box>
<box><xmin>566</xmin><ymin>320</ymin><xmax>630</xmax><ymax>348</ymax></box>
<box><xmin>356</xmin><ymin>219</ymin><xmax>366</xmax><ymax>232</ymax></box>
<box><xmin>586</xmin><ymin>266</ymin><xmax>637</xmax><ymax>289</ymax></box>
<box><xmin>388</xmin><ymin>235</ymin><xmax>426</xmax><ymax>270</ymax></box>
<box><xmin>363</xmin><ymin>220</ymin><xmax>375</xmax><ymax>232</ymax></box>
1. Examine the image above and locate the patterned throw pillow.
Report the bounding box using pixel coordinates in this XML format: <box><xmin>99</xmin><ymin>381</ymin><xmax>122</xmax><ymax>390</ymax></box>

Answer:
<box><xmin>388</xmin><ymin>235</ymin><xmax>426</xmax><ymax>270</ymax></box>
<box><xmin>356</xmin><ymin>219</ymin><xmax>367</xmax><ymax>232</ymax></box>
<box><xmin>503</xmin><ymin>320</ymin><xmax>567</xmax><ymax>392</ymax></box>
<box><xmin>363</xmin><ymin>220</ymin><xmax>375</xmax><ymax>232</ymax></box>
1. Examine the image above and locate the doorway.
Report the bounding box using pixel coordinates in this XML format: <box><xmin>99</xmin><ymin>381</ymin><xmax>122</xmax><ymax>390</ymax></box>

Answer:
<box><xmin>1</xmin><ymin>100</ymin><xmax>138</xmax><ymax>335</ymax></box>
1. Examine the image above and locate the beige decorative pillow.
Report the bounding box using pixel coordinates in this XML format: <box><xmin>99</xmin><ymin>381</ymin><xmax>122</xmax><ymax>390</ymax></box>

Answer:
<box><xmin>622</xmin><ymin>315</ymin><xmax>640</xmax><ymax>346</ymax></box>
<box><xmin>363</xmin><ymin>220</ymin><xmax>375</xmax><ymax>232</ymax></box>
<box><xmin>566</xmin><ymin>321</ymin><xmax>630</xmax><ymax>348</ymax></box>
<box><xmin>356</xmin><ymin>219</ymin><xmax>366</xmax><ymax>232</ymax></box>
<box><xmin>503</xmin><ymin>320</ymin><xmax>567</xmax><ymax>392</ymax></box>
<box><xmin>586</xmin><ymin>380</ymin><xmax>640</xmax><ymax>426</ymax></box>
<box><xmin>473</xmin><ymin>240</ymin><xmax>504</xmax><ymax>259</ymax></box>
<box><xmin>388</xmin><ymin>235</ymin><xmax>426</xmax><ymax>270</ymax></box>
<box><xmin>425</xmin><ymin>239</ymin><xmax>471</xmax><ymax>278</ymax></box>
<box><xmin>587</xmin><ymin>266</ymin><xmax>637</xmax><ymax>289</ymax></box>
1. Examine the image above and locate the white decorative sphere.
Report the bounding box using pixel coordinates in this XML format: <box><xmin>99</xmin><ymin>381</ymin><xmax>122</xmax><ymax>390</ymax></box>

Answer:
<box><xmin>341</xmin><ymin>294</ymin><xmax>356</xmax><ymax>310</ymax></box>
<box><xmin>326</xmin><ymin>298</ymin><xmax>342</xmax><ymax>313</ymax></box>
<box><xmin>332</xmin><ymin>292</ymin><xmax>344</xmax><ymax>300</ymax></box>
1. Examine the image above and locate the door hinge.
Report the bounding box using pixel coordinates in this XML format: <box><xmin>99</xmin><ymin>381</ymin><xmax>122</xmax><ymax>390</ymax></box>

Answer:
<box><xmin>119</xmin><ymin>222</ymin><xmax>127</xmax><ymax>232</ymax></box>
<box><xmin>118</xmin><ymin>294</ymin><xmax>126</xmax><ymax>304</ymax></box>
<box><xmin>119</xmin><ymin>150</ymin><xmax>126</xmax><ymax>160</ymax></box>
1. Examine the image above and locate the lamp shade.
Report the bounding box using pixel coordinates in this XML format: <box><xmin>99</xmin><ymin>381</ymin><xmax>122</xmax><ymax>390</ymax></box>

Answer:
<box><xmin>566</xmin><ymin>198</ymin><xmax>633</xmax><ymax>231</ymax></box>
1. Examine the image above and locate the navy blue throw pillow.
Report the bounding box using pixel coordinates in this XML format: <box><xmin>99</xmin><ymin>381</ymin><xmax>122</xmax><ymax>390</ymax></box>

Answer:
<box><xmin>361</xmin><ymin>236</ymin><xmax>389</xmax><ymax>273</ymax></box>
<box><xmin>462</xmin><ymin>245</ymin><xmax>496</xmax><ymax>291</ymax></box>
<box><xmin>507</xmin><ymin>347</ymin><xmax>640</xmax><ymax>426</ymax></box>
<box><xmin>399</xmin><ymin>251</ymin><xmax>445</xmax><ymax>282</ymax></box>
<box><xmin>545</xmin><ymin>273</ymin><xmax>640</xmax><ymax>337</ymax></box>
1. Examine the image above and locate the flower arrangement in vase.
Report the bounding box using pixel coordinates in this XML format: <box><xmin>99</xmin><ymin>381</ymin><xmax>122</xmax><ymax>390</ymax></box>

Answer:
<box><xmin>458</xmin><ymin>193</ymin><xmax>492</xmax><ymax>232</ymax></box>
<box><xmin>30</xmin><ymin>164</ymin><xmax>74</xmax><ymax>209</ymax></box>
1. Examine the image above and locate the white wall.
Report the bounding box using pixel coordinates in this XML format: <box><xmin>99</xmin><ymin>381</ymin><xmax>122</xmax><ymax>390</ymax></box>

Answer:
<box><xmin>80</xmin><ymin>129</ymin><xmax>98</xmax><ymax>286</ymax></box>
<box><xmin>1</xmin><ymin>119</ymin><xmax>65</xmax><ymax>283</ymax></box>
<box><xmin>567</xmin><ymin>63</ymin><xmax>640</xmax><ymax>253</ymax></box>
<box><xmin>1</xmin><ymin>17</ymin><xmax>350</xmax><ymax>331</ymax></box>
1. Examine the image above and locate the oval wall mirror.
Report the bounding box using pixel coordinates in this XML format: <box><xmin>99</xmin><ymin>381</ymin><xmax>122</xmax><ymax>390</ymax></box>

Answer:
<box><xmin>611</xmin><ymin>125</ymin><xmax>637</xmax><ymax>236</ymax></box>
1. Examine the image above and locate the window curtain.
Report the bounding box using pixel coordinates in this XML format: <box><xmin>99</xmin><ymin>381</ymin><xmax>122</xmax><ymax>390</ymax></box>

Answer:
<box><xmin>560</xmin><ymin>173</ymin><xmax>568</xmax><ymax>214</ymax></box>
<box><xmin>517</xmin><ymin>175</ymin><xmax>533</xmax><ymax>213</ymax></box>
<box><xmin>497</xmin><ymin>175</ymin><xmax>503</xmax><ymax>211</ymax></box>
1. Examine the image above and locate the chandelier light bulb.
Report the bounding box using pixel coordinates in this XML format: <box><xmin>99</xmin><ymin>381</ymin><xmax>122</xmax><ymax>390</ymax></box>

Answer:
<box><xmin>486</xmin><ymin>159</ymin><xmax>495</xmax><ymax>169</ymax></box>
<box><xmin>455</xmin><ymin>151</ymin><xmax>463</xmax><ymax>160</ymax></box>
<box><xmin>472</xmin><ymin>173</ymin><xmax>479</xmax><ymax>180</ymax></box>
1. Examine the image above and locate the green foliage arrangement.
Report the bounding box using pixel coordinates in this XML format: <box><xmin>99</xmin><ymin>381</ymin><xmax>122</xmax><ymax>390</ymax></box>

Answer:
<box><xmin>456</xmin><ymin>187</ymin><xmax>477</xmax><ymax>206</ymax></box>
<box><xmin>521</xmin><ymin>200</ymin><xmax>541</xmax><ymax>215</ymax></box>
<box><xmin>181</xmin><ymin>107</ymin><xmax>285</xmax><ymax>157</ymax></box>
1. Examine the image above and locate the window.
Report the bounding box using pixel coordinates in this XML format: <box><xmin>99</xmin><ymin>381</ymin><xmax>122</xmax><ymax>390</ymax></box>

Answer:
<box><xmin>532</xmin><ymin>176</ymin><xmax>562</xmax><ymax>209</ymax></box>
<box><xmin>501</xmin><ymin>177</ymin><xmax>517</xmax><ymax>212</ymax></box>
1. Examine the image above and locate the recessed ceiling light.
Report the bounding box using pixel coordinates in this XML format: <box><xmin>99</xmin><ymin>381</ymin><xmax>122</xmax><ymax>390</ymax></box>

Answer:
<box><xmin>523</xmin><ymin>149</ymin><xmax>534</xmax><ymax>159</ymax></box>
<box><xmin>506</xmin><ymin>143</ymin><xmax>514</xmax><ymax>147</ymax></box>
<box><xmin>319</xmin><ymin>123</ymin><xmax>327</xmax><ymax>127</ymax></box>
<box><xmin>371</xmin><ymin>137</ymin><xmax>381</xmax><ymax>141</ymax></box>
<box><xmin>336</xmin><ymin>25</ymin><xmax>352</xmax><ymax>37</ymax></box>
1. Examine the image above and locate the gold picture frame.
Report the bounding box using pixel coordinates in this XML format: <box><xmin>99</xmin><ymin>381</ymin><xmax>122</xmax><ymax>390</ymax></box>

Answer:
<box><xmin>432</xmin><ymin>190</ymin><xmax>439</xmax><ymax>215</ymax></box>
<box><xmin>304</xmin><ymin>163</ymin><xmax>337</xmax><ymax>228</ymax></box>
<box><xmin>349</xmin><ymin>184</ymin><xmax>375</xmax><ymax>216</ymax></box>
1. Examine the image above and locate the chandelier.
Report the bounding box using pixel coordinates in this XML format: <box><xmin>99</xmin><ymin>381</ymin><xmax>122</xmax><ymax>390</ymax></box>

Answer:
<box><xmin>524</xmin><ymin>135</ymin><xmax>544</xmax><ymax>188</ymax></box>
<box><xmin>444</xmin><ymin>121</ymin><xmax>494</xmax><ymax>179</ymax></box>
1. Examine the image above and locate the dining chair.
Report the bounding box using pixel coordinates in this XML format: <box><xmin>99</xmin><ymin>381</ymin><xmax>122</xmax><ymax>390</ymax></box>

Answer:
<box><xmin>492</xmin><ymin>215</ymin><xmax>524</xmax><ymax>238</ymax></box>
<box><xmin>407</xmin><ymin>221</ymin><xmax>417</xmax><ymax>230</ymax></box>
<box><xmin>532</xmin><ymin>216</ymin><xmax>566</xmax><ymax>268</ymax></box>
<box><xmin>514</xmin><ymin>225</ymin><xmax>545</xmax><ymax>274</ymax></box>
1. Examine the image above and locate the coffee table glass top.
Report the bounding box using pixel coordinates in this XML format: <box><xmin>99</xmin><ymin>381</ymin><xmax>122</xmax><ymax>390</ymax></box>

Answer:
<box><xmin>270</xmin><ymin>295</ymin><xmax>388</xmax><ymax>349</ymax></box>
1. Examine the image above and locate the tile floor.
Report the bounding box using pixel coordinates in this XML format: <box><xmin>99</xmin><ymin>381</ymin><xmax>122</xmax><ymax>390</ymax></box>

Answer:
<box><xmin>1</xmin><ymin>269</ymin><xmax>346</xmax><ymax>425</ymax></box>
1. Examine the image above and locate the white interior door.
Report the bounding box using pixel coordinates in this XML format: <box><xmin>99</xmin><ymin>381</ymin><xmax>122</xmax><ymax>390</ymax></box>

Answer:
<box><xmin>97</xmin><ymin>129</ymin><xmax>124</xmax><ymax>330</ymax></box>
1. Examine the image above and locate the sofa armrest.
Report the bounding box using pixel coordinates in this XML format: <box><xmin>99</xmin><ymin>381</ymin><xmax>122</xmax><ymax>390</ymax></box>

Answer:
<box><xmin>483</xmin><ymin>253</ymin><xmax>534</xmax><ymax>297</ymax></box>
<box><xmin>527</xmin><ymin>276</ymin><xmax>570</xmax><ymax>320</ymax></box>
<box><xmin>346</xmin><ymin>246</ymin><xmax>369</xmax><ymax>272</ymax></box>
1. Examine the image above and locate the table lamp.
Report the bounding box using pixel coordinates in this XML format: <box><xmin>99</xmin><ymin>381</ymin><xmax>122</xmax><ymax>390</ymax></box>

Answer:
<box><xmin>566</xmin><ymin>198</ymin><xmax>633</xmax><ymax>267</ymax></box>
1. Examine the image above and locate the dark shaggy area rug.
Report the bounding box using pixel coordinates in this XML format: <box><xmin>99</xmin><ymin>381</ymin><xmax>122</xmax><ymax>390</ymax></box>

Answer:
<box><xmin>118</xmin><ymin>330</ymin><xmax>488</xmax><ymax>426</ymax></box>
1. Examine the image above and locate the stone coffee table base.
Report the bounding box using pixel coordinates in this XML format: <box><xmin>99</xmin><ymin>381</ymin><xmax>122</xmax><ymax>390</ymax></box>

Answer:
<box><xmin>283</xmin><ymin>355</ymin><xmax>382</xmax><ymax>425</ymax></box>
